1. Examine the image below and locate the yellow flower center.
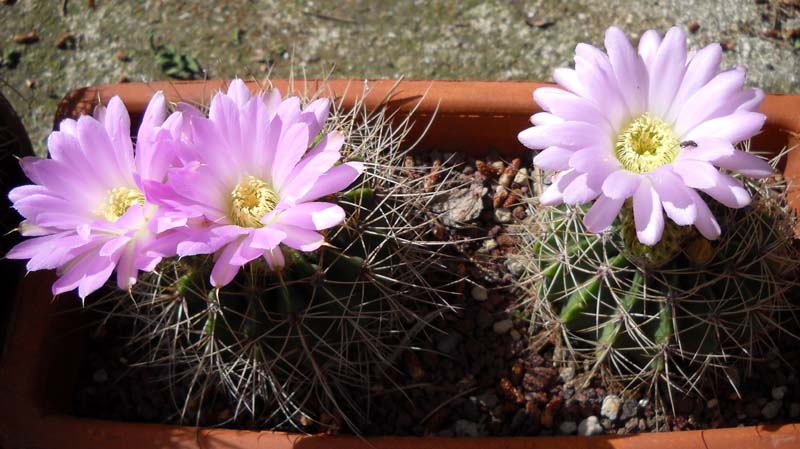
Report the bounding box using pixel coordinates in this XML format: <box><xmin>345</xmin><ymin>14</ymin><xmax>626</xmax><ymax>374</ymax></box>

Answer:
<box><xmin>229</xmin><ymin>176</ymin><xmax>279</xmax><ymax>228</ymax></box>
<box><xmin>614</xmin><ymin>114</ymin><xmax>680</xmax><ymax>173</ymax></box>
<box><xmin>96</xmin><ymin>187</ymin><xmax>145</xmax><ymax>222</ymax></box>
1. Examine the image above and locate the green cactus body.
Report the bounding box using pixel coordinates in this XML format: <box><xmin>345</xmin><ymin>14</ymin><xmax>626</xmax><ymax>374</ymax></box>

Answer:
<box><xmin>523</xmin><ymin>175</ymin><xmax>800</xmax><ymax>395</ymax></box>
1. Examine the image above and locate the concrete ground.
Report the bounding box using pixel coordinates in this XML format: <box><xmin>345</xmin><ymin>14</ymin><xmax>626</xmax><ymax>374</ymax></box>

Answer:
<box><xmin>1</xmin><ymin>0</ymin><xmax>799</xmax><ymax>156</ymax></box>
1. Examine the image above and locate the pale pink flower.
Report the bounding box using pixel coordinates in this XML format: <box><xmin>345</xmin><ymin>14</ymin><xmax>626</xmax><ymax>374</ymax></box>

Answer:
<box><xmin>7</xmin><ymin>93</ymin><xmax>180</xmax><ymax>299</ymax></box>
<box><xmin>519</xmin><ymin>26</ymin><xmax>772</xmax><ymax>244</ymax></box>
<box><xmin>153</xmin><ymin>80</ymin><xmax>363</xmax><ymax>287</ymax></box>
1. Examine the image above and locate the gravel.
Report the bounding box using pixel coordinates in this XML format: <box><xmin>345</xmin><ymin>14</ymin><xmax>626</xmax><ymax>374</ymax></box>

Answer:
<box><xmin>772</xmin><ymin>386</ymin><xmax>788</xmax><ymax>401</ymax></box>
<box><xmin>558</xmin><ymin>420</ymin><xmax>577</xmax><ymax>435</ymax></box>
<box><xmin>762</xmin><ymin>400</ymin><xmax>782</xmax><ymax>420</ymax></box>
<box><xmin>471</xmin><ymin>285</ymin><xmax>488</xmax><ymax>301</ymax></box>
<box><xmin>601</xmin><ymin>395</ymin><xmax>623</xmax><ymax>421</ymax></box>
<box><xmin>578</xmin><ymin>416</ymin><xmax>604</xmax><ymax>436</ymax></box>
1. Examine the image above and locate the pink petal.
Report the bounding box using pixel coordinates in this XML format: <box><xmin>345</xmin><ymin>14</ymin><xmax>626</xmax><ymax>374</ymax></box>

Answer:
<box><xmin>210</xmin><ymin>238</ymin><xmax>244</xmax><ymax>287</ymax></box>
<box><xmin>136</xmin><ymin>91</ymin><xmax>167</xmax><ymax>148</ymax></box>
<box><xmin>647</xmin><ymin>27</ymin><xmax>687</xmax><ymax>117</ymax></box>
<box><xmin>272</xmin><ymin>224</ymin><xmax>324</xmax><ymax>252</ymax></box>
<box><xmin>540</xmin><ymin>170</ymin><xmax>578</xmax><ymax>206</ymax></box>
<box><xmin>518</xmin><ymin>121</ymin><xmax>608</xmax><ymax>151</ymax></box>
<box><xmin>226</xmin><ymin>79</ymin><xmax>252</xmax><ymax>107</ymax></box>
<box><xmin>637</xmin><ymin>29</ymin><xmax>662</xmax><ymax>69</ymax></box>
<box><xmin>568</xmin><ymin>146</ymin><xmax>618</xmax><ymax>173</ymax></box>
<box><xmin>52</xmin><ymin>250</ymin><xmax>116</xmax><ymax>299</ymax></box>
<box><xmin>299</xmin><ymin>98</ymin><xmax>330</xmax><ymax>139</ymax></box>
<box><xmin>633</xmin><ymin>179</ymin><xmax>664</xmax><ymax>245</ymax></box>
<box><xmin>684</xmin><ymin>112</ymin><xmax>766</xmax><ymax>143</ymax></box>
<box><xmin>298</xmin><ymin>162</ymin><xmax>363</xmax><ymax>203</ymax></box>
<box><xmin>281</xmin><ymin>132</ymin><xmax>345</xmax><ymax>202</ymax></box>
<box><xmin>574</xmin><ymin>43</ymin><xmax>628</xmax><ymax>128</ymax></box>
<box><xmin>250</xmin><ymin>226</ymin><xmax>287</xmax><ymax>250</ymax></box>
<box><xmin>713</xmin><ymin>150</ymin><xmax>772</xmax><ymax>178</ymax></box>
<box><xmin>650</xmin><ymin>169</ymin><xmax>697</xmax><ymax>226</ymax></box>
<box><xmin>263</xmin><ymin>247</ymin><xmax>285</xmax><ymax>270</ymax></box>
<box><xmin>208</xmin><ymin>91</ymin><xmax>243</xmax><ymax>161</ymax></box>
<box><xmin>671</xmin><ymin>159</ymin><xmax>721</xmax><ymax>189</ymax></box>
<box><xmin>687</xmin><ymin>189</ymin><xmax>721</xmax><ymax>240</ymax></box>
<box><xmin>533</xmin><ymin>146</ymin><xmax>574</xmax><ymax>171</ymax></box>
<box><xmin>530</xmin><ymin>112</ymin><xmax>563</xmax><ymax>126</ymax></box>
<box><xmin>77</xmin><ymin>115</ymin><xmax>133</xmax><ymax>187</ymax></box>
<box><xmin>735</xmin><ymin>88</ymin><xmax>764</xmax><ymax>112</ymax></box>
<box><xmin>602</xmin><ymin>169</ymin><xmax>641</xmax><ymax>200</ymax></box>
<box><xmin>584</xmin><ymin>194</ymin><xmax>625</xmax><ymax>233</ymax></box>
<box><xmin>698</xmin><ymin>172</ymin><xmax>751</xmax><ymax>208</ymax></box>
<box><xmin>676</xmin><ymin>138</ymin><xmax>735</xmax><ymax>162</ymax></box>
<box><xmin>533</xmin><ymin>88</ymin><xmax>612</xmax><ymax>130</ymax></box>
<box><xmin>271</xmin><ymin>122</ymin><xmax>310</xmax><ymax>190</ymax></box>
<box><xmin>674</xmin><ymin>68</ymin><xmax>747</xmax><ymax>136</ymax></box>
<box><xmin>665</xmin><ymin>43</ymin><xmax>722</xmax><ymax>122</ymax></box>
<box><xmin>605</xmin><ymin>26</ymin><xmax>648</xmax><ymax>116</ymax></box>
<box><xmin>103</xmin><ymin>96</ymin><xmax>135</xmax><ymax>174</ymax></box>
<box><xmin>277</xmin><ymin>202</ymin><xmax>345</xmax><ymax>230</ymax></box>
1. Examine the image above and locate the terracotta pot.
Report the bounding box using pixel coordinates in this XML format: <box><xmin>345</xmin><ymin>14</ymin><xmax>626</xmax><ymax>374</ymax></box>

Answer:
<box><xmin>2</xmin><ymin>80</ymin><xmax>799</xmax><ymax>449</ymax></box>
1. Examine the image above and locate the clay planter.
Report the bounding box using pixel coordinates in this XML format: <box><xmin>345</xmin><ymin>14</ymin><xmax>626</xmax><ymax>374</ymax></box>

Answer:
<box><xmin>2</xmin><ymin>80</ymin><xmax>800</xmax><ymax>449</ymax></box>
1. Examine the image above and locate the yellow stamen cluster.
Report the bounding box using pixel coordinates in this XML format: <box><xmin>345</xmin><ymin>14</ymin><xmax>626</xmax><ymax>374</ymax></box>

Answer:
<box><xmin>96</xmin><ymin>187</ymin><xmax>145</xmax><ymax>222</ymax></box>
<box><xmin>614</xmin><ymin>114</ymin><xmax>680</xmax><ymax>173</ymax></box>
<box><xmin>229</xmin><ymin>176</ymin><xmax>279</xmax><ymax>228</ymax></box>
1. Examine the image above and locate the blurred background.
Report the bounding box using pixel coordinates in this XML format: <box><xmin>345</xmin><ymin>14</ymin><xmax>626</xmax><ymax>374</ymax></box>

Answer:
<box><xmin>1</xmin><ymin>0</ymin><xmax>799</xmax><ymax>157</ymax></box>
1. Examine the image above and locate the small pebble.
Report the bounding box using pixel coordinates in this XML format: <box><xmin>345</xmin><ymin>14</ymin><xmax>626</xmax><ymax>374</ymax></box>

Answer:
<box><xmin>92</xmin><ymin>369</ymin><xmax>109</xmax><ymax>383</ymax></box>
<box><xmin>454</xmin><ymin>419</ymin><xmax>479</xmax><ymax>437</ymax></box>
<box><xmin>471</xmin><ymin>285</ymin><xmax>488</xmax><ymax>301</ymax></box>
<box><xmin>482</xmin><ymin>239</ymin><xmax>498</xmax><ymax>251</ymax></box>
<box><xmin>772</xmin><ymin>386</ymin><xmax>788</xmax><ymax>401</ymax></box>
<box><xmin>510</xmin><ymin>329</ymin><xmax>521</xmax><ymax>341</ymax></box>
<box><xmin>559</xmin><ymin>366</ymin><xmax>575</xmax><ymax>383</ymax></box>
<box><xmin>558</xmin><ymin>420</ymin><xmax>577</xmax><ymax>435</ymax></box>
<box><xmin>436</xmin><ymin>332</ymin><xmax>462</xmax><ymax>355</ymax></box>
<box><xmin>476</xmin><ymin>309</ymin><xmax>493</xmax><ymax>329</ymax></box>
<box><xmin>13</xmin><ymin>31</ymin><xmax>38</xmax><ymax>44</ymax></box>
<box><xmin>493</xmin><ymin>319</ymin><xmax>513</xmax><ymax>334</ymax></box>
<box><xmin>762</xmin><ymin>400</ymin><xmax>782</xmax><ymax>419</ymax></box>
<box><xmin>619</xmin><ymin>399</ymin><xmax>638</xmax><ymax>421</ymax></box>
<box><xmin>477</xmin><ymin>392</ymin><xmax>499</xmax><ymax>408</ymax></box>
<box><xmin>505</xmin><ymin>259</ymin><xmax>525</xmax><ymax>277</ymax></box>
<box><xmin>115</xmin><ymin>49</ymin><xmax>131</xmax><ymax>62</ymax></box>
<box><xmin>578</xmin><ymin>416</ymin><xmax>604</xmax><ymax>436</ymax></box>
<box><xmin>513</xmin><ymin>167</ymin><xmax>528</xmax><ymax>185</ymax></box>
<box><xmin>789</xmin><ymin>402</ymin><xmax>800</xmax><ymax>418</ymax></box>
<box><xmin>638</xmin><ymin>398</ymin><xmax>649</xmax><ymax>408</ymax></box>
<box><xmin>601</xmin><ymin>394</ymin><xmax>623</xmax><ymax>421</ymax></box>
<box><xmin>494</xmin><ymin>207</ymin><xmax>512</xmax><ymax>223</ymax></box>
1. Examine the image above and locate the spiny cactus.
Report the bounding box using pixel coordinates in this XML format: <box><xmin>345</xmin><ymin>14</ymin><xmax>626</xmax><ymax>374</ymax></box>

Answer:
<box><xmin>516</xmin><ymin>152</ymin><xmax>800</xmax><ymax>404</ymax></box>
<box><xmin>100</xmin><ymin>82</ymin><xmax>458</xmax><ymax>431</ymax></box>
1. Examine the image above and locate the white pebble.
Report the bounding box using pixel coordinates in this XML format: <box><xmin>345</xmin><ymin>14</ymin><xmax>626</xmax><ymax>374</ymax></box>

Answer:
<box><xmin>601</xmin><ymin>395</ymin><xmax>623</xmax><ymax>421</ymax></box>
<box><xmin>494</xmin><ymin>207</ymin><xmax>512</xmax><ymax>223</ymax></box>
<box><xmin>578</xmin><ymin>416</ymin><xmax>604</xmax><ymax>436</ymax></box>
